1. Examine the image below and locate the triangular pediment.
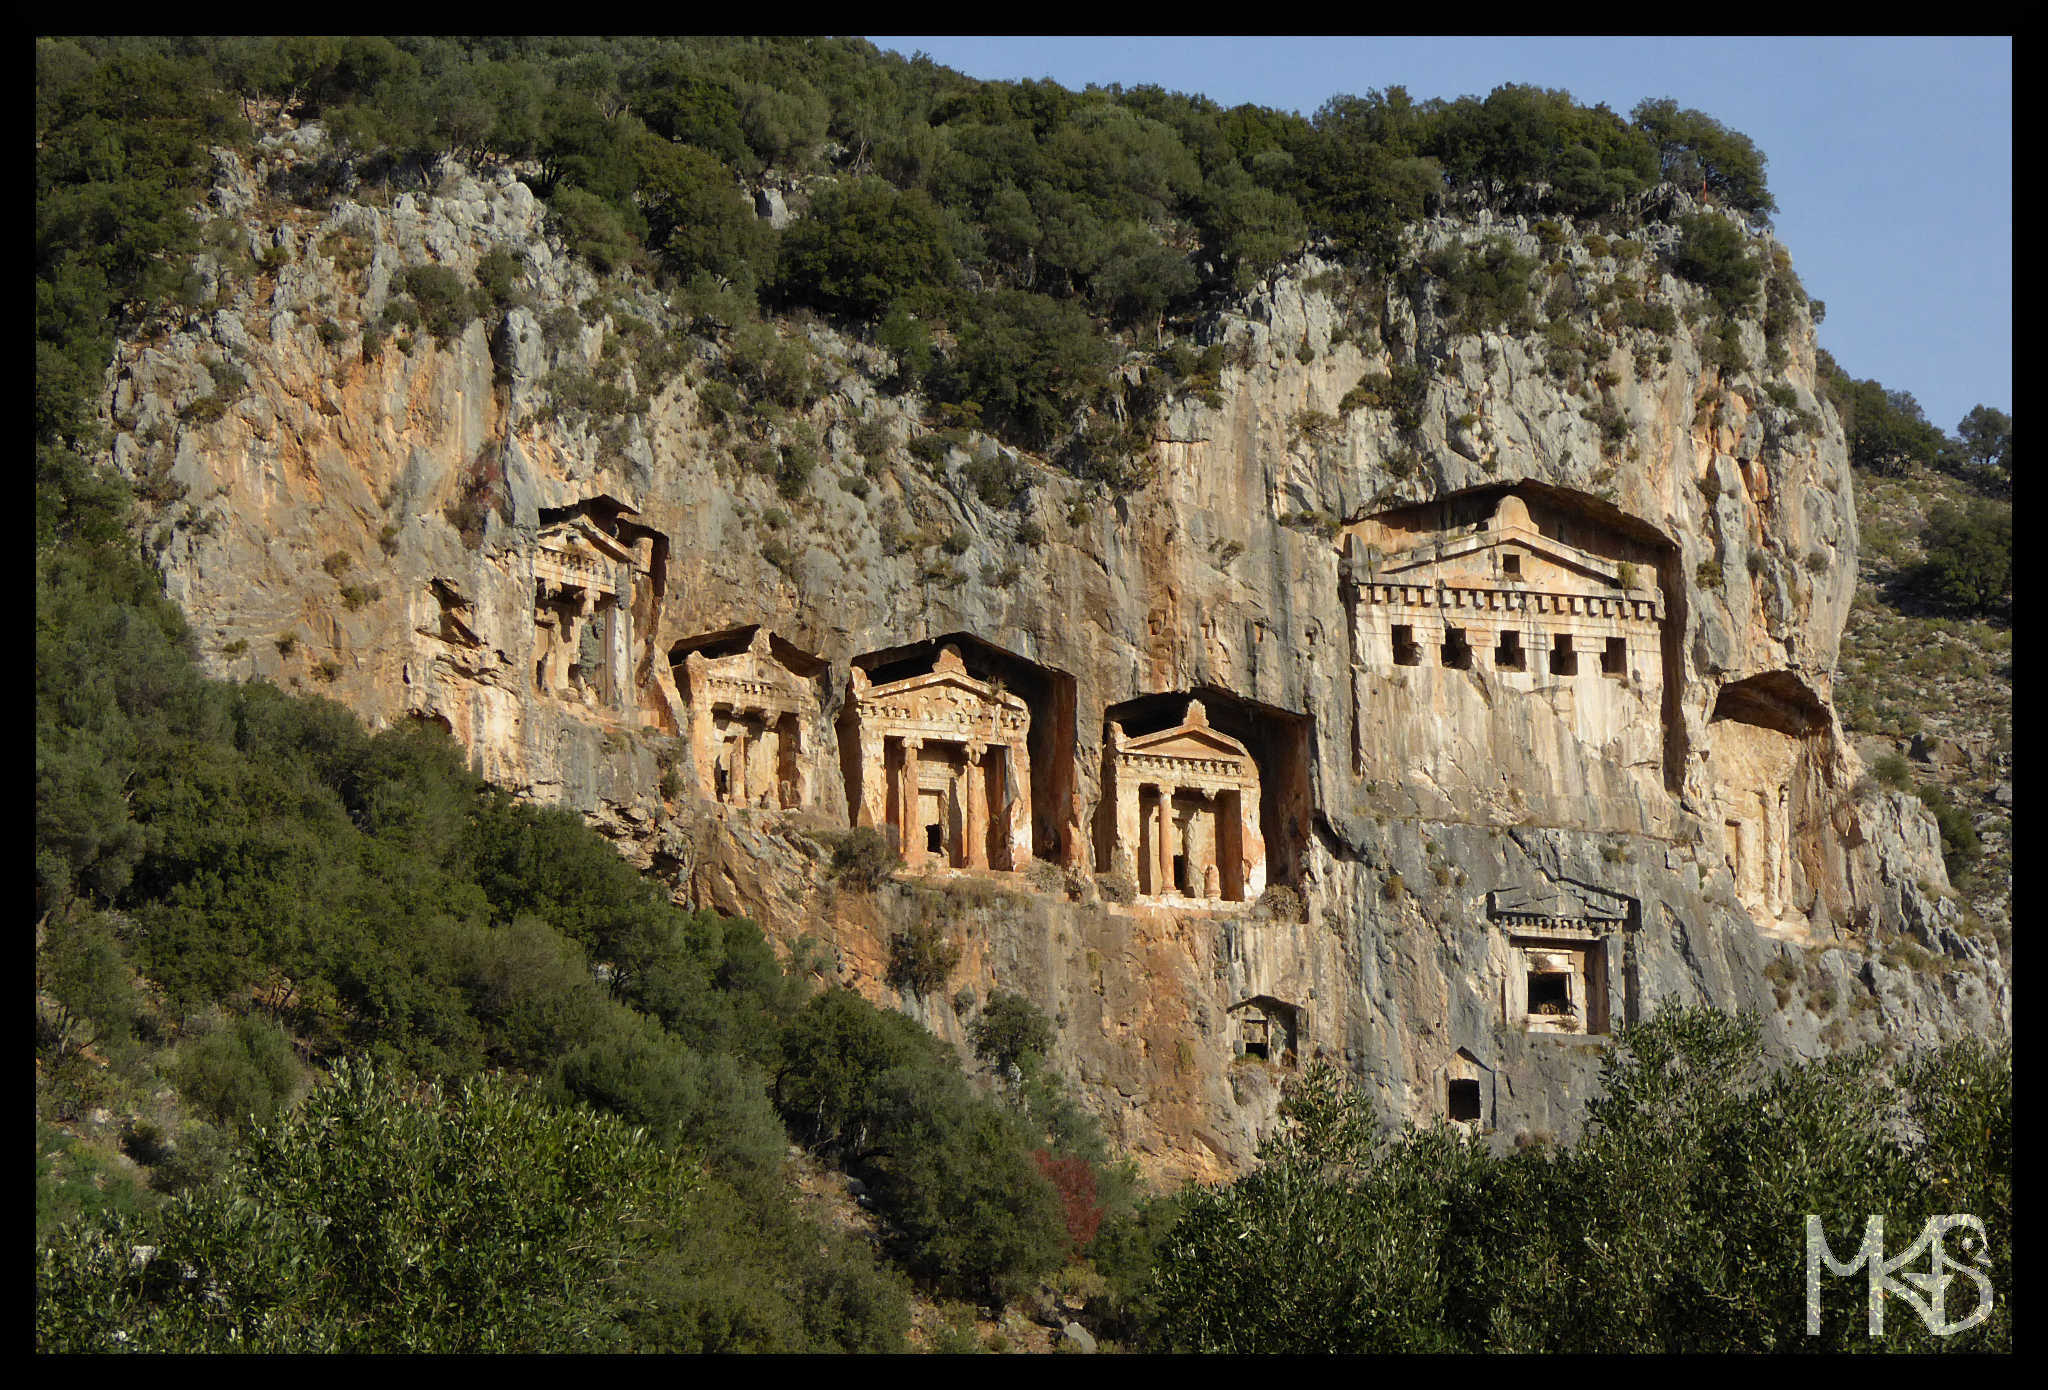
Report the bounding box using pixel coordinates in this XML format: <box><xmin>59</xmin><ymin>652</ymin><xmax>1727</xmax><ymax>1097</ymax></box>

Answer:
<box><xmin>1379</xmin><ymin>527</ymin><xmax>1621</xmax><ymax>589</ymax></box>
<box><xmin>1126</xmin><ymin>724</ymin><xmax>1251</xmax><ymax>761</ymax></box>
<box><xmin>704</xmin><ymin>649</ymin><xmax>802</xmax><ymax>687</ymax></box>
<box><xmin>866</xmin><ymin>669</ymin><xmax>1022</xmax><ymax>709</ymax></box>
<box><xmin>539</xmin><ymin>517</ymin><xmax>635</xmax><ymax>566</ymax></box>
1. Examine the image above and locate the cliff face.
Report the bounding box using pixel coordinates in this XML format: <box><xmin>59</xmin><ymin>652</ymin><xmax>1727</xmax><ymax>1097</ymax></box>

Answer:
<box><xmin>107</xmin><ymin>130</ymin><xmax>2008</xmax><ymax>1184</ymax></box>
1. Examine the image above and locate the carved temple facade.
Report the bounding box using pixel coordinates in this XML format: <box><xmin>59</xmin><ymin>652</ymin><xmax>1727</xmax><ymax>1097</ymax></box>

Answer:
<box><xmin>1107</xmin><ymin>700</ymin><xmax>1266</xmax><ymax>904</ymax></box>
<box><xmin>1347</xmin><ymin>492</ymin><xmax>1666</xmax><ymax>687</ymax></box>
<box><xmin>1341</xmin><ymin>487</ymin><xmax>1675</xmax><ymax>833</ymax></box>
<box><xmin>676</xmin><ymin>628</ymin><xmax>828</xmax><ymax>811</ymax></box>
<box><xmin>531</xmin><ymin>502</ymin><xmax>663</xmax><ymax>718</ymax></box>
<box><xmin>846</xmin><ymin>645</ymin><xmax>1032</xmax><ymax>871</ymax></box>
<box><xmin>1229</xmin><ymin>995</ymin><xmax>1303</xmax><ymax>1064</ymax></box>
<box><xmin>1488</xmin><ymin>884</ymin><xmax>1635</xmax><ymax>1036</ymax></box>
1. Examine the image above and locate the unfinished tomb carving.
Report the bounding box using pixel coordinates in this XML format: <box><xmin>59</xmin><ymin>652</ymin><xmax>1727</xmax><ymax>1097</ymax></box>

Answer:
<box><xmin>1702</xmin><ymin>672</ymin><xmax>1829</xmax><ymax>936</ymax></box>
<box><xmin>1489</xmin><ymin>884</ymin><xmax>1635</xmax><ymax>1036</ymax></box>
<box><xmin>530</xmin><ymin>498</ymin><xmax>667</xmax><ymax>722</ymax></box>
<box><xmin>1107</xmin><ymin>700</ymin><xmax>1265</xmax><ymax>903</ymax></box>
<box><xmin>845</xmin><ymin>644</ymin><xmax>1032</xmax><ymax>870</ymax></box>
<box><xmin>673</xmin><ymin>627</ymin><xmax>829</xmax><ymax>811</ymax></box>
<box><xmin>1347</xmin><ymin>491</ymin><xmax>1665</xmax><ymax>685</ymax></box>
<box><xmin>1341</xmin><ymin>487</ymin><xmax>1673</xmax><ymax>826</ymax></box>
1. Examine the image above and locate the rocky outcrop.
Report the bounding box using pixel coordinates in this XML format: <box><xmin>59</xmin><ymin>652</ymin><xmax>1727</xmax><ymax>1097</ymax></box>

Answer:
<box><xmin>103</xmin><ymin>129</ymin><xmax>2008</xmax><ymax>1184</ymax></box>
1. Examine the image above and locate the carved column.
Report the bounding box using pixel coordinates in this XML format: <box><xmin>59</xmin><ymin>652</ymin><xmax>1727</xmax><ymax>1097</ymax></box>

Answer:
<box><xmin>1006</xmin><ymin>736</ymin><xmax>1033</xmax><ymax>870</ymax></box>
<box><xmin>1191</xmin><ymin>789</ymin><xmax>1215</xmax><ymax>899</ymax></box>
<box><xmin>729</xmin><ymin>720</ymin><xmax>748</xmax><ymax>808</ymax></box>
<box><xmin>1113</xmin><ymin>760</ymin><xmax>1141</xmax><ymax>885</ymax></box>
<box><xmin>857</xmin><ymin>728</ymin><xmax>883</xmax><ymax>829</ymax></box>
<box><xmin>606</xmin><ymin>579</ymin><xmax>628</xmax><ymax>710</ymax></box>
<box><xmin>1154</xmin><ymin>789</ymin><xmax>1172</xmax><ymax>897</ymax></box>
<box><xmin>684</xmin><ymin>653</ymin><xmax>715</xmax><ymax>800</ymax></box>
<box><xmin>782</xmin><ymin>713</ymin><xmax>804</xmax><ymax>811</ymax></box>
<box><xmin>964</xmin><ymin>743</ymin><xmax>988</xmax><ymax>870</ymax></box>
<box><xmin>1240</xmin><ymin>786</ymin><xmax>1268</xmax><ymax>900</ymax></box>
<box><xmin>901</xmin><ymin>737</ymin><xmax>924</xmax><ymax>865</ymax></box>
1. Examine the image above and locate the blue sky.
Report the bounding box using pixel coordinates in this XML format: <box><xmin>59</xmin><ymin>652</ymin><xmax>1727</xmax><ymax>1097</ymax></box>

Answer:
<box><xmin>867</xmin><ymin>36</ymin><xmax>2012</xmax><ymax>432</ymax></box>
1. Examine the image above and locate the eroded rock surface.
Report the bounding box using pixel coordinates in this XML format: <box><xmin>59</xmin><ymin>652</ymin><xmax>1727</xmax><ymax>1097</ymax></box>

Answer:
<box><xmin>105</xmin><ymin>136</ymin><xmax>2008</xmax><ymax>1183</ymax></box>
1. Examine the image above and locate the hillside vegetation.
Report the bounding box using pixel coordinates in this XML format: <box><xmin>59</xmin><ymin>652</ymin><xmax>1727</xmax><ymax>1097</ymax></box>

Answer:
<box><xmin>36</xmin><ymin>36</ymin><xmax>2009</xmax><ymax>1353</ymax></box>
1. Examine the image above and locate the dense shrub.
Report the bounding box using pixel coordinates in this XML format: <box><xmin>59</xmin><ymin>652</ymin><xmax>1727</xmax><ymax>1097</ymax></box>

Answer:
<box><xmin>724</xmin><ymin>320</ymin><xmax>815</xmax><ymax>408</ymax></box>
<box><xmin>933</xmin><ymin>289</ymin><xmax>1116</xmax><ymax>452</ymax></box>
<box><xmin>170</xmin><ymin>1013</ymin><xmax>301</xmax><ymax>1128</ymax></box>
<box><xmin>830</xmin><ymin>826</ymin><xmax>900</xmax><ymax>889</ymax></box>
<box><xmin>1916</xmin><ymin>782</ymin><xmax>1983</xmax><ymax>882</ymax></box>
<box><xmin>1423</xmin><ymin>238</ymin><xmax>1538</xmax><ymax>335</ymax></box>
<box><xmin>887</xmin><ymin>918</ymin><xmax>962</xmax><ymax>997</ymax></box>
<box><xmin>1667</xmin><ymin>214</ymin><xmax>1761</xmax><ymax>315</ymax></box>
<box><xmin>38</xmin><ymin>1062</ymin><xmax>696</xmax><ymax>1352</ymax></box>
<box><xmin>394</xmin><ymin>263</ymin><xmax>480</xmax><ymax>342</ymax></box>
<box><xmin>775</xmin><ymin>987</ymin><xmax>1073</xmax><ymax>1302</ymax></box>
<box><xmin>1908</xmin><ymin>499</ymin><xmax>2010</xmax><ymax>616</ymax></box>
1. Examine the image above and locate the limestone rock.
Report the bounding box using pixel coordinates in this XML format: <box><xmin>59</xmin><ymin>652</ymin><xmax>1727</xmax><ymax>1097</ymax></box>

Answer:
<box><xmin>1911</xmin><ymin>732</ymin><xmax>1971</xmax><ymax>770</ymax></box>
<box><xmin>100</xmin><ymin>148</ymin><xmax>2010</xmax><ymax>1184</ymax></box>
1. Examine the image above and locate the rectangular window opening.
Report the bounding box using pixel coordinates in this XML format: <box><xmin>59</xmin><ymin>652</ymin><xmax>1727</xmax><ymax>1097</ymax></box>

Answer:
<box><xmin>1603</xmin><ymin>636</ymin><xmax>1627</xmax><ymax>677</ymax></box>
<box><xmin>1392</xmin><ymin>624</ymin><xmax>1421</xmax><ymax>666</ymax></box>
<box><xmin>1528</xmin><ymin>971</ymin><xmax>1573</xmax><ymax>1016</ymax></box>
<box><xmin>1447</xmin><ymin>1078</ymin><xmax>1482</xmax><ymax>1122</ymax></box>
<box><xmin>1550</xmin><ymin>634</ymin><xmax>1578</xmax><ymax>676</ymax></box>
<box><xmin>1502</xmin><ymin>553</ymin><xmax>1521</xmax><ymax>577</ymax></box>
<box><xmin>1495</xmin><ymin>630</ymin><xmax>1525</xmax><ymax>670</ymax></box>
<box><xmin>1441</xmin><ymin>626</ymin><xmax>1473</xmax><ymax>670</ymax></box>
<box><xmin>925</xmin><ymin>823</ymin><xmax>943</xmax><ymax>856</ymax></box>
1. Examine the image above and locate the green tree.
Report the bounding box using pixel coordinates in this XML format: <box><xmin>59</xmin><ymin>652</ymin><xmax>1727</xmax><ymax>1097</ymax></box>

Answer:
<box><xmin>636</xmin><ymin>136</ymin><xmax>774</xmax><ymax>292</ymax></box>
<box><xmin>1819</xmin><ymin>360</ymin><xmax>1952</xmax><ymax>476</ymax></box>
<box><xmin>970</xmin><ymin>990</ymin><xmax>1056</xmax><ymax>1075</ymax></box>
<box><xmin>934</xmin><ymin>288</ymin><xmax>1114</xmax><ymax>449</ymax></box>
<box><xmin>1910</xmin><ymin>498</ymin><xmax>2011</xmax><ymax>616</ymax></box>
<box><xmin>775</xmin><ymin>176</ymin><xmax>955</xmax><ymax>319</ymax></box>
<box><xmin>1668</xmin><ymin>213</ymin><xmax>1762</xmax><ymax>315</ymax></box>
<box><xmin>858</xmin><ymin>1062</ymin><xmax>1068</xmax><ymax>1303</ymax></box>
<box><xmin>1148</xmin><ymin>1011</ymin><xmax>2009</xmax><ymax>1352</ymax></box>
<box><xmin>1955</xmin><ymin>404</ymin><xmax>2012</xmax><ymax>476</ymax></box>
<box><xmin>36</xmin><ymin>911</ymin><xmax>139</xmax><ymax>1062</ymax></box>
<box><xmin>775</xmin><ymin>986</ymin><xmax>953</xmax><ymax>1152</ymax></box>
<box><xmin>1153</xmin><ymin>1061</ymin><xmax>1470</xmax><ymax>1352</ymax></box>
<box><xmin>1632</xmin><ymin>98</ymin><xmax>1776</xmax><ymax>217</ymax></box>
